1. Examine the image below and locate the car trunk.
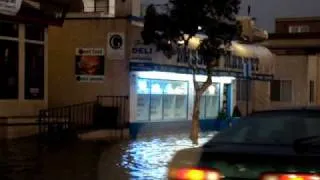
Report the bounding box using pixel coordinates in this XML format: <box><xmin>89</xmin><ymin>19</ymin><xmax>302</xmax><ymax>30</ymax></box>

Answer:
<box><xmin>168</xmin><ymin>144</ymin><xmax>320</xmax><ymax>179</ymax></box>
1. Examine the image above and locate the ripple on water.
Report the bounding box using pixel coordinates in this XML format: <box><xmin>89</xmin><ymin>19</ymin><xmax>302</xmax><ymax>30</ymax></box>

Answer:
<box><xmin>121</xmin><ymin>132</ymin><xmax>218</xmax><ymax>180</ymax></box>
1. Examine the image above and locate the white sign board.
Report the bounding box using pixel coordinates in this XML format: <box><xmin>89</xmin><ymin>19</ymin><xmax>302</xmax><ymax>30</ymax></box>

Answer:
<box><xmin>107</xmin><ymin>32</ymin><xmax>125</xmax><ymax>60</ymax></box>
<box><xmin>0</xmin><ymin>0</ymin><xmax>23</xmax><ymax>16</ymax></box>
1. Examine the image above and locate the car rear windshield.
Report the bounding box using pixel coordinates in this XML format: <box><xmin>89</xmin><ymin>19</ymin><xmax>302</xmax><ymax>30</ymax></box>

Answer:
<box><xmin>208</xmin><ymin>110</ymin><xmax>320</xmax><ymax>145</ymax></box>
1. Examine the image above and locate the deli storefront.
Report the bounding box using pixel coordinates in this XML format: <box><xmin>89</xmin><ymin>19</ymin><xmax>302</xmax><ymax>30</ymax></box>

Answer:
<box><xmin>129</xmin><ymin>40</ymin><xmax>274</xmax><ymax>132</ymax></box>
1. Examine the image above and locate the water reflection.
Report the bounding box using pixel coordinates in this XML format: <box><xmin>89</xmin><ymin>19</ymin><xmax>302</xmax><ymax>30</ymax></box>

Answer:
<box><xmin>0</xmin><ymin>132</ymin><xmax>217</xmax><ymax>180</ymax></box>
<box><xmin>120</xmin><ymin>132</ymin><xmax>217</xmax><ymax>180</ymax></box>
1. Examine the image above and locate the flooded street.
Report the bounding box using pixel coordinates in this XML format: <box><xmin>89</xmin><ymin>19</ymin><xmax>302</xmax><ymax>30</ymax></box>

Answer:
<box><xmin>0</xmin><ymin>132</ymin><xmax>216</xmax><ymax>180</ymax></box>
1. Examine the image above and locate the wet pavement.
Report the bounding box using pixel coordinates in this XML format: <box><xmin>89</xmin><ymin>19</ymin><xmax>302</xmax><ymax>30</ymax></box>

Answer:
<box><xmin>0</xmin><ymin>132</ymin><xmax>217</xmax><ymax>180</ymax></box>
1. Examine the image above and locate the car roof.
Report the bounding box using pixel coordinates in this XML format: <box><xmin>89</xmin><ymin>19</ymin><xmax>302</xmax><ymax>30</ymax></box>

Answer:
<box><xmin>252</xmin><ymin>106</ymin><xmax>320</xmax><ymax>114</ymax></box>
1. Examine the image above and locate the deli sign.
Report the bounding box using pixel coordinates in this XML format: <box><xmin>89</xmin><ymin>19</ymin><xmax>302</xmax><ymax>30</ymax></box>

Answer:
<box><xmin>130</xmin><ymin>41</ymin><xmax>154</xmax><ymax>60</ymax></box>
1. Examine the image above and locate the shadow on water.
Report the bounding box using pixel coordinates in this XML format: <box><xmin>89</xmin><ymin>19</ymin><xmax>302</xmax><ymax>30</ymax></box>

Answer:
<box><xmin>0</xmin><ymin>132</ymin><xmax>216</xmax><ymax>180</ymax></box>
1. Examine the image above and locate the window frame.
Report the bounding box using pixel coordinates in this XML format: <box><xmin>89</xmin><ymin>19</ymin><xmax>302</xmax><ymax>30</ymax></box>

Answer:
<box><xmin>236</xmin><ymin>79</ymin><xmax>251</xmax><ymax>102</ymax></box>
<box><xmin>270</xmin><ymin>79</ymin><xmax>293</xmax><ymax>102</ymax></box>
<box><xmin>288</xmin><ymin>25</ymin><xmax>310</xmax><ymax>33</ymax></box>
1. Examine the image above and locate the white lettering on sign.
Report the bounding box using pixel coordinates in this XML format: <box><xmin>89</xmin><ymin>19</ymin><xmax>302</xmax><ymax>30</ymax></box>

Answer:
<box><xmin>75</xmin><ymin>48</ymin><xmax>104</xmax><ymax>56</ymax></box>
<box><xmin>76</xmin><ymin>75</ymin><xmax>104</xmax><ymax>83</ymax></box>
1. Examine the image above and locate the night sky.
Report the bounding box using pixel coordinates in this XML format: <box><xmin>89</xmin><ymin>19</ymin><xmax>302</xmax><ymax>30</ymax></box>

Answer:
<box><xmin>141</xmin><ymin>0</ymin><xmax>320</xmax><ymax>32</ymax></box>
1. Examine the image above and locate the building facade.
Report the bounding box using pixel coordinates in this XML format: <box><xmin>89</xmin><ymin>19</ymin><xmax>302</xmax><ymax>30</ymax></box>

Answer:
<box><xmin>0</xmin><ymin>0</ymin><xmax>68</xmax><ymax>138</ymax></box>
<box><xmin>47</xmin><ymin>0</ymin><xmax>275</xmax><ymax>135</ymax></box>
<box><xmin>261</xmin><ymin>17</ymin><xmax>320</xmax><ymax>108</ymax></box>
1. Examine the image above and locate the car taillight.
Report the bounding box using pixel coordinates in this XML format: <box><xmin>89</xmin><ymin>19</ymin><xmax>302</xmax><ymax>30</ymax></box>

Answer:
<box><xmin>168</xmin><ymin>168</ymin><xmax>221</xmax><ymax>180</ymax></box>
<box><xmin>261</xmin><ymin>173</ymin><xmax>320</xmax><ymax>180</ymax></box>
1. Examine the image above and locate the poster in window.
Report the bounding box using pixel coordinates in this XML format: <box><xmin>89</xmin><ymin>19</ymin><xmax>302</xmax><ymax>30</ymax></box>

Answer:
<box><xmin>25</xmin><ymin>43</ymin><xmax>44</xmax><ymax>99</ymax></box>
<box><xmin>0</xmin><ymin>40</ymin><xmax>18</xmax><ymax>99</ymax></box>
<box><xmin>75</xmin><ymin>48</ymin><xmax>105</xmax><ymax>83</ymax></box>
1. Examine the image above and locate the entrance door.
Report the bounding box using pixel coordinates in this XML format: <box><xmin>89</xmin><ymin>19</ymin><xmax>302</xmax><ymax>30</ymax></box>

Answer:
<box><xmin>223</xmin><ymin>83</ymin><xmax>233</xmax><ymax>117</ymax></box>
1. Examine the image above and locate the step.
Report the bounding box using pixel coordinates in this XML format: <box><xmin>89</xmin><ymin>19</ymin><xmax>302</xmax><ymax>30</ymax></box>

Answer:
<box><xmin>77</xmin><ymin>129</ymin><xmax>129</xmax><ymax>141</ymax></box>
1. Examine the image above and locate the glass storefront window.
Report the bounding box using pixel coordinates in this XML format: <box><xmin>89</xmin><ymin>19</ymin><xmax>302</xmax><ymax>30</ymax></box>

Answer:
<box><xmin>135</xmin><ymin>78</ymin><xmax>188</xmax><ymax>121</ymax></box>
<box><xmin>136</xmin><ymin>78</ymin><xmax>150</xmax><ymax>121</ymax></box>
<box><xmin>200</xmin><ymin>83</ymin><xmax>220</xmax><ymax>119</ymax></box>
<box><xmin>150</xmin><ymin>80</ymin><xmax>163</xmax><ymax>121</ymax></box>
<box><xmin>163</xmin><ymin>81</ymin><xmax>188</xmax><ymax>120</ymax></box>
<box><xmin>0</xmin><ymin>40</ymin><xmax>18</xmax><ymax>99</ymax></box>
<box><xmin>25</xmin><ymin>43</ymin><xmax>45</xmax><ymax>99</ymax></box>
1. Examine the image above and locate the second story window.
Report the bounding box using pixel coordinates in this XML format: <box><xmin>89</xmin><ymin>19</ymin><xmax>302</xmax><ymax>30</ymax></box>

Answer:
<box><xmin>83</xmin><ymin>0</ymin><xmax>108</xmax><ymax>13</ymax></box>
<box><xmin>288</xmin><ymin>25</ymin><xmax>310</xmax><ymax>33</ymax></box>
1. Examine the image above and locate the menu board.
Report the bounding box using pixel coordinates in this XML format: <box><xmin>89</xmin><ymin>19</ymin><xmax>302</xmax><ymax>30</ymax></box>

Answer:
<box><xmin>136</xmin><ymin>94</ymin><xmax>150</xmax><ymax>121</ymax></box>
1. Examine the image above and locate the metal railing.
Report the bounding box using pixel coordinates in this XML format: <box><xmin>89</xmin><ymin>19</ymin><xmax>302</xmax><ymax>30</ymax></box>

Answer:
<box><xmin>38</xmin><ymin>101</ymin><xmax>97</xmax><ymax>140</ymax></box>
<box><xmin>97</xmin><ymin>96</ymin><xmax>129</xmax><ymax>129</ymax></box>
<box><xmin>38</xmin><ymin>96</ymin><xmax>129</xmax><ymax>141</ymax></box>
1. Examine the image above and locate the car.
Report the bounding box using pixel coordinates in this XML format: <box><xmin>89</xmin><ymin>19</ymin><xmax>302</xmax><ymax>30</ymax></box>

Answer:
<box><xmin>167</xmin><ymin>107</ymin><xmax>320</xmax><ymax>180</ymax></box>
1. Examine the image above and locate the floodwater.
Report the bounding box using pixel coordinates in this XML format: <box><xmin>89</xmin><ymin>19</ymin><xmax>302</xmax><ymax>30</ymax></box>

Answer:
<box><xmin>0</xmin><ymin>132</ymin><xmax>216</xmax><ymax>180</ymax></box>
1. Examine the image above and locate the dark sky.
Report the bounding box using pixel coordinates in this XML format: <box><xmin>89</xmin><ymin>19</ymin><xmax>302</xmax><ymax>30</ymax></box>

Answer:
<box><xmin>141</xmin><ymin>0</ymin><xmax>320</xmax><ymax>32</ymax></box>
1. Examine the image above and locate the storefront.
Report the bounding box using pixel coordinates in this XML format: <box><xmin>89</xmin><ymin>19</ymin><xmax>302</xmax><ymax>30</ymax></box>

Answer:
<box><xmin>129</xmin><ymin>38</ymin><xmax>274</xmax><ymax>129</ymax></box>
<box><xmin>0</xmin><ymin>0</ymin><xmax>68</xmax><ymax>117</ymax></box>
<box><xmin>0</xmin><ymin>0</ymin><xmax>68</xmax><ymax>139</ymax></box>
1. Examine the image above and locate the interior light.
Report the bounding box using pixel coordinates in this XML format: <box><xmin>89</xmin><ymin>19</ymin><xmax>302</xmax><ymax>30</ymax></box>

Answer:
<box><xmin>137</xmin><ymin>80</ymin><xmax>148</xmax><ymax>92</ymax></box>
<box><xmin>135</xmin><ymin>71</ymin><xmax>235</xmax><ymax>84</ymax></box>
<box><xmin>151</xmin><ymin>83</ymin><xmax>162</xmax><ymax>94</ymax></box>
<box><xmin>208</xmin><ymin>85</ymin><xmax>216</xmax><ymax>95</ymax></box>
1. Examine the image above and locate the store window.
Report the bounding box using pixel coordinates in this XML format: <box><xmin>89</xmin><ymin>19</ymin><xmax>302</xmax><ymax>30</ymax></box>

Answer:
<box><xmin>136</xmin><ymin>79</ymin><xmax>150</xmax><ymax>121</ymax></box>
<box><xmin>0</xmin><ymin>21</ymin><xmax>19</xmax><ymax>99</ymax></box>
<box><xmin>0</xmin><ymin>40</ymin><xmax>19</xmax><ymax>99</ymax></box>
<box><xmin>25</xmin><ymin>44</ymin><xmax>44</xmax><ymax>99</ymax></box>
<box><xmin>25</xmin><ymin>24</ymin><xmax>45</xmax><ymax>41</ymax></box>
<box><xmin>25</xmin><ymin>24</ymin><xmax>45</xmax><ymax>100</ymax></box>
<box><xmin>135</xmin><ymin>78</ymin><xmax>188</xmax><ymax>121</ymax></box>
<box><xmin>0</xmin><ymin>21</ymin><xmax>18</xmax><ymax>37</ymax></box>
<box><xmin>200</xmin><ymin>83</ymin><xmax>220</xmax><ymax>119</ymax></box>
<box><xmin>270</xmin><ymin>80</ymin><xmax>292</xmax><ymax>102</ymax></box>
<box><xmin>288</xmin><ymin>25</ymin><xmax>310</xmax><ymax>33</ymax></box>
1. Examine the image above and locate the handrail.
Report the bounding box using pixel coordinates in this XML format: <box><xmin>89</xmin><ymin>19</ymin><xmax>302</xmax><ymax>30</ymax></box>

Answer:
<box><xmin>38</xmin><ymin>96</ymin><xmax>129</xmax><ymax>140</ymax></box>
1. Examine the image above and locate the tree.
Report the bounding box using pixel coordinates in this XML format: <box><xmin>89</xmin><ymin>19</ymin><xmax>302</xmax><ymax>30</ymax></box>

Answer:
<box><xmin>141</xmin><ymin>0</ymin><xmax>241</xmax><ymax>144</ymax></box>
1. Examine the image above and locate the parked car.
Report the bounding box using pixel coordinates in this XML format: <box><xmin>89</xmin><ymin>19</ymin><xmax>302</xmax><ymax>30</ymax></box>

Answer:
<box><xmin>168</xmin><ymin>107</ymin><xmax>320</xmax><ymax>180</ymax></box>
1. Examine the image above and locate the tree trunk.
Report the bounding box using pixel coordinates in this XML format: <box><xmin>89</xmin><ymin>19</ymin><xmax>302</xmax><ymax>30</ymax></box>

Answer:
<box><xmin>190</xmin><ymin>91</ymin><xmax>201</xmax><ymax>145</ymax></box>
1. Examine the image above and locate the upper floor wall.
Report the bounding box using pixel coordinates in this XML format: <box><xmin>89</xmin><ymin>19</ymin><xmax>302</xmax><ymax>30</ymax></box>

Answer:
<box><xmin>240</xmin><ymin>0</ymin><xmax>320</xmax><ymax>32</ymax></box>
<box><xmin>275</xmin><ymin>17</ymin><xmax>320</xmax><ymax>33</ymax></box>
<box><xmin>67</xmin><ymin>0</ymin><xmax>132</xmax><ymax>17</ymax></box>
